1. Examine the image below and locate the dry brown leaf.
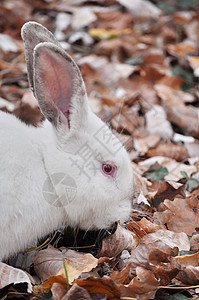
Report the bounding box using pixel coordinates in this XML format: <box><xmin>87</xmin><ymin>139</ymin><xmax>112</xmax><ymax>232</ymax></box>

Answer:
<box><xmin>153</xmin><ymin>268</ymin><xmax>179</xmax><ymax>286</ymax></box>
<box><xmin>0</xmin><ymin>0</ymin><xmax>31</xmax><ymax>37</ymax></box>
<box><xmin>141</xmin><ymin>230</ymin><xmax>190</xmax><ymax>252</ymax></box>
<box><xmin>132</xmin><ymin>169</ymin><xmax>150</xmax><ymax>202</ymax></box>
<box><xmin>33</xmin><ymin>274</ymin><xmax>68</xmax><ymax>295</ymax></box>
<box><xmin>57</xmin><ymin>253</ymin><xmax>98</xmax><ymax>285</ymax></box>
<box><xmin>155</xmin><ymin>197</ymin><xmax>199</xmax><ymax>235</ymax></box>
<box><xmin>166</xmin><ymin>42</ymin><xmax>197</xmax><ymax>57</ymax></box>
<box><xmin>155</xmin><ymin>83</ymin><xmax>195</xmax><ymax>105</ymax></box>
<box><xmin>67</xmin><ymin>283</ymin><xmax>91</xmax><ymax>300</ymax></box>
<box><xmin>134</xmin><ymin>134</ymin><xmax>160</xmax><ymax>153</ymax></box>
<box><xmin>160</xmin><ymin>26</ymin><xmax>177</xmax><ymax>43</ymax></box>
<box><xmin>75</xmin><ymin>275</ymin><xmax>121</xmax><ymax>299</ymax></box>
<box><xmin>148</xmin><ymin>248</ymin><xmax>176</xmax><ymax>265</ymax></box>
<box><xmin>127</xmin><ymin>220</ymin><xmax>148</xmax><ymax>238</ymax></box>
<box><xmin>97</xmin><ymin>224</ymin><xmax>138</xmax><ymax>258</ymax></box>
<box><xmin>125</xmin><ymin>266</ymin><xmax>159</xmax><ymax>294</ymax></box>
<box><xmin>177</xmin><ymin>266</ymin><xmax>199</xmax><ymax>285</ymax></box>
<box><xmin>148</xmin><ymin>181</ymin><xmax>185</xmax><ymax>208</ymax></box>
<box><xmin>190</xmin><ymin>233</ymin><xmax>199</xmax><ymax>252</ymax></box>
<box><xmin>120</xmin><ymin>77</ymin><xmax>158</xmax><ymax>104</ymax></box>
<box><xmin>173</xmin><ymin>11</ymin><xmax>194</xmax><ymax>23</ymax></box>
<box><xmin>51</xmin><ymin>282</ymin><xmax>68</xmax><ymax>300</ymax></box>
<box><xmin>0</xmin><ymin>262</ymin><xmax>32</xmax><ymax>293</ymax></box>
<box><xmin>171</xmin><ymin>251</ymin><xmax>199</xmax><ymax>268</ymax></box>
<box><xmin>33</xmin><ymin>246</ymin><xmax>67</xmax><ymax>281</ymax></box>
<box><xmin>155</xmin><ymin>84</ymin><xmax>198</xmax><ymax>137</ymax></box>
<box><xmin>130</xmin><ymin>243</ymin><xmax>151</xmax><ymax>271</ymax></box>
<box><xmin>130</xmin><ymin>239</ymin><xmax>178</xmax><ymax>272</ymax></box>
<box><xmin>170</xmin><ymin>252</ymin><xmax>199</xmax><ymax>284</ymax></box>
<box><xmin>146</xmin><ymin>143</ymin><xmax>189</xmax><ymax>162</ymax></box>
<box><xmin>143</xmin><ymin>48</ymin><xmax>164</xmax><ymax>65</ymax></box>
<box><xmin>110</xmin><ymin>263</ymin><xmax>131</xmax><ymax>284</ymax></box>
<box><xmin>135</xmin><ymin>217</ymin><xmax>166</xmax><ymax>234</ymax></box>
<box><xmin>156</xmin><ymin>76</ymin><xmax>185</xmax><ymax>90</ymax></box>
<box><xmin>166</xmin><ymin>105</ymin><xmax>199</xmax><ymax>138</ymax></box>
<box><xmin>34</xmin><ymin>251</ymin><xmax>98</xmax><ymax>296</ymax></box>
<box><xmin>33</xmin><ymin>246</ymin><xmax>98</xmax><ymax>284</ymax></box>
<box><xmin>95</xmin><ymin>10</ymin><xmax>133</xmax><ymax>30</ymax></box>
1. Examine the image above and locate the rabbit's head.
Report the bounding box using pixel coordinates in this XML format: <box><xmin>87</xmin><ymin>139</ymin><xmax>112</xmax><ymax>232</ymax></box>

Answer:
<box><xmin>21</xmin><ymin>22</ymin><xmax>134</xmax><ymax>230</ymax></box>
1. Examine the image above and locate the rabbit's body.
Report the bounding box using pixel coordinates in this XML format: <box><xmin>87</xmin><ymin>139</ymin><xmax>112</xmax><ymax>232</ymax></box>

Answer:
<box><xmin>0</xmin><ymin>22</ymin><xmax>133</xmax><ymax>261</ymax></box>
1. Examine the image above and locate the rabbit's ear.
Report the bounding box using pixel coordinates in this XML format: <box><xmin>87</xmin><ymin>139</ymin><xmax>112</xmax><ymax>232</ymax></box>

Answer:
<box><xmin>21</xmin><ymin>22</ymin><xmax>60</xmax><ymax>95</ymax></box>
<box><xmin>33</xmin><ymin>42</ymin><xmax>88</xmax><ymax>131</ymax></box>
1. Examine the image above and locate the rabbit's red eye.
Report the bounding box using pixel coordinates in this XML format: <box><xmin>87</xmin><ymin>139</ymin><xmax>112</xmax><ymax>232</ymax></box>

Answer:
<box><xmin>102</xmin><ymin>163</ymin><xmax>117</xmax><ymax>177</ymax></box>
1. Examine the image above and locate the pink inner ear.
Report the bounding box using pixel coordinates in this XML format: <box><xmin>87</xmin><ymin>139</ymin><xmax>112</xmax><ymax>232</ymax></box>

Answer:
<box><xmin>37</xmin><ymin>48</ymin><xmax>74</xmax><ymax>126</ymax></box>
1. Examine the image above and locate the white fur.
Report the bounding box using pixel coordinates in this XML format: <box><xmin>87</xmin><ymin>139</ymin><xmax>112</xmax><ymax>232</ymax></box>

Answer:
<box><xmin>0</xmin><ymin>22</ymin><xmax>133</xmax><ymax>261</ymax></box>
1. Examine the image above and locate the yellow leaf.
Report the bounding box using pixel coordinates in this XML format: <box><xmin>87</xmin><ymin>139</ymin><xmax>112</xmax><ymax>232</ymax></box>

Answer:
<box><xmin>89</xmin><ymin>28</ymin><xmax>131</xmax><ymax>39</ymax></box>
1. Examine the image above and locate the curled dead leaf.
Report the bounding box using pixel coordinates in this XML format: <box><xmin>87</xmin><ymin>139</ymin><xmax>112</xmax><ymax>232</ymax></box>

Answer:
<box><xmin>97</xmin><ymin>224</ymin><xmax>138</xmax><ymax>258</ymax></box>
<box><xmin>190</xmin><ymin>233</ymin><xmax>199</xmax><ymax>252</ymax></box>
<box><xmin>124</xmin><ymin>266</ymin><xmax>159</xmax><ymax>295</ymax></box>
<box><xmin>134</xmin><ymin>217</ymin><xmax>166</xmax><ymax>234</ymax></box>
<box><xmin>170</xmin><ymin>252</ymin><xmax>199</xmax><ymax>284</ymax></box>
<box><xmin>75</xmin><ymin>275</ymin><xmax>121</xmax><ymax>299</ymax></box>
<box><xmin>0</xmin><ymin>262</ymin><xmax>32</xmax><ymax>293</ymax></box>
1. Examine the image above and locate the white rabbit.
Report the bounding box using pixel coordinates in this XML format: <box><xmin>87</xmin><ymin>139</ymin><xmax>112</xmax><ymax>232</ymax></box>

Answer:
<box><xmin>0</xmin><ymin>22</ymin><xmax>133</xmax><ymax>261</ymax></box>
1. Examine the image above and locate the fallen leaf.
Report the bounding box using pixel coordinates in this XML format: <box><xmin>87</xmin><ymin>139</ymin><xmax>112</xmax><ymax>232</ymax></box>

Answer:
<box><xmin>155</xmin><ymin>197</ymin><xmax>199</xmax><ymax>235</ymax></box>
<box><xmin>97</xmin><ymin>224</ymin><xmax>138</xmax><ymax>258</ymax></box>
<box><xmin>153</xmin><ymin>267</ymin><xmax>179</xmax><ymax>286</ymax></box>
<box><xmin>145</xmin><ymin>105</ymin><xmax>173</xmax><ymax>139</ymax></box>
<box><xmin>117</xmin><ymin>0</ymin><xmax>161</xmax><ymax>18</ymax></box>
<box><xmin>134</xmin><ymin>134</ymin><xmax>160</xmax><ymax>153</ymax></box>
<box><xmin>89</xmin><ymin>28</ymin><xmax>131</xmax><ymax>40</ymax></box>
<box><xmin>95</xmin><ymin>10</ymin><xmax>133</xmax><ymax>31</ymax></box>
<box><xmin>148</xmin><ymin>180</ymin><xmax>185</xmax><ymax>208</ymax></box>
<box><xmin>134</xmin><ymin>217</ymin><xmax>166</xmax><ymax>234</ymax></box>
<box><xmin>75</xmin><ymin>275</ymin><xmax>121</xmax><ymax>299</ymax></box>
<box><xmin>163</xmin><ymin>159</ymin><xmax>196</xmax><ymax>182</ymax></box>
<box><xmin>67</xmin><ymin>283</ymin><xmax>91</xmax><ymax>300</ymax></box>
<box><xmin>167</xmin><ymin>42</ymin><xmax>197</xmax><ymax>58</ymax></box>
<box><xmin>171</xmin><ymin>252</ymin><xmax>199</xmax><ymax>268</ymax></box>
<box><xmin>146</xmin><ymin>143</ymin><xmax>189</xmax><ymax>162</ymax></box>
<box><xmin>125</xmin><ymin>266</ymin><xmax>159</xmax><ymax>294</ymax></box>
<box><xmin>190</xmin><ymin>233</ymin><xmax>199</xmax><ymax>252</ymax></box>
<box><xmin>130</xmin><ymin>240</ymin><xmax>178</xmax><ymax>272</ymax></box>
<box><xmin>33</xmin><ymin>246</ymin><xmax>98</xmax><ymax>284</ymax></box>
<box><xmin>57</xmin><ymin>253</ymin><xmax>98</xmax><ymax>285</ymax></box>
<box><xmin>177</xmin><ymin>266</ymin><xmax>199</xmax><ymax>285</ymax></box>
<box><xmin>110</xmin><ymin>263</ymin><xmax>131</xmax><ymax>285</ymax></box>
<box><xmin>170</xmin><ymin>252</ymin><xmax>199</xmax><ymax>284</ymax></box>
<box><xmin>0</xmin><ymin>262</ymin><xmax>32</xmax><ymax>293</ymax></box>
<box><xmin>141</xmin><ymin>230</ymin><xmax>190</xmax><ymax>252</ymax></box>
<box><xmin>155</xmin><ymin>83</ymin><xmax>195</xmax><ymax>105</ymax></box>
